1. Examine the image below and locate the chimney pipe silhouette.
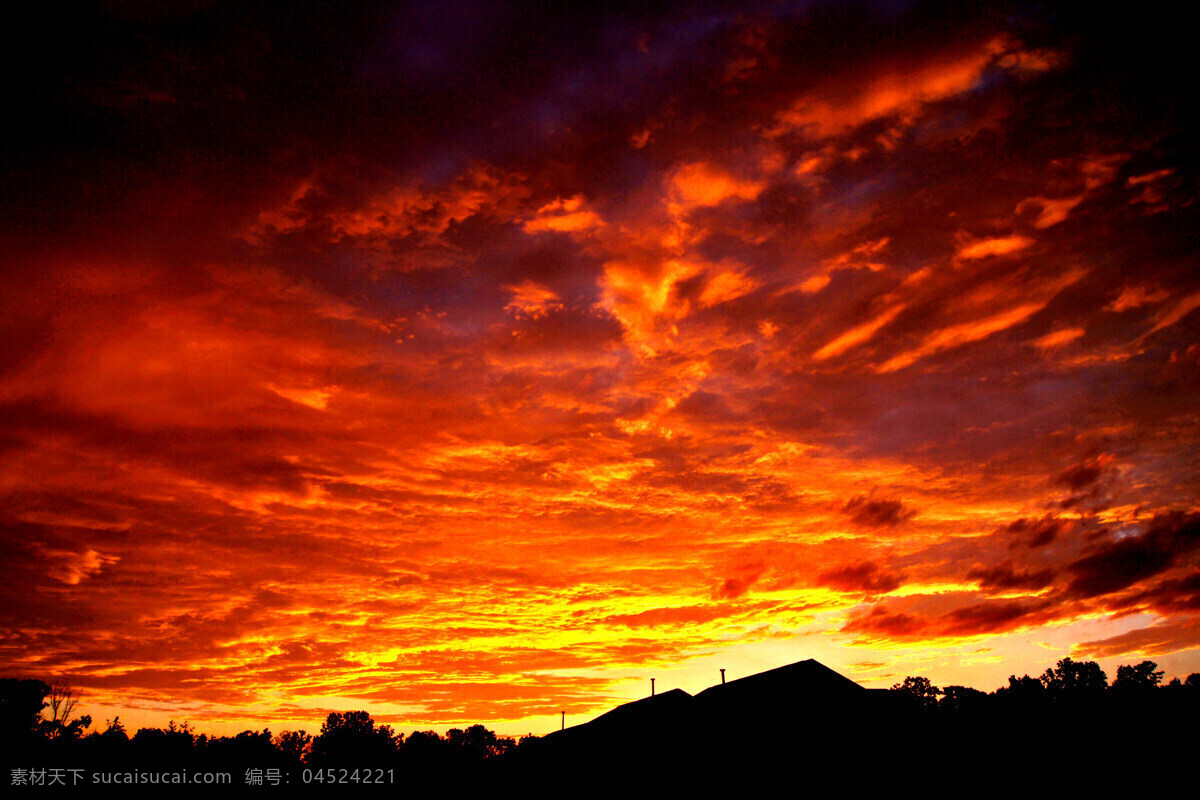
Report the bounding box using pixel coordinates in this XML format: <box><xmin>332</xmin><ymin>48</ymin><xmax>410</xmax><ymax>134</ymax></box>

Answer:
<box><xmin>561</xmin><ymin>711</ymin><xmax>564</xmax><ymax>730</ymax></box>
<box><xmin>651</xmin><ymin>678</ymin><xmax>656</xmax><ymax>696</ymax></box>
<box><xmin>721</xmin><ymin>669</ymin><xmax>726</xmax><ymax>684</ymax></box>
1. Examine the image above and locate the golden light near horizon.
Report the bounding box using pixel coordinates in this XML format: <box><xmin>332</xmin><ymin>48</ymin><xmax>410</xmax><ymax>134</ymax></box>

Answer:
<box><xmin>2</xmin><ymin>1</ymin><xmax>1198</xmax><ymax>738</ymax></box>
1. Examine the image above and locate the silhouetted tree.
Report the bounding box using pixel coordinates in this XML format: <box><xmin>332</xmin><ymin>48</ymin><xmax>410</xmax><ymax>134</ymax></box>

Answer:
<box><xmin>447</xmin><ymin>724</ymin><xmax>507</xmax><ymax>760</ymax></box>
<box><xmin>1039</xmin><ymin>658</ymin><xmax>1107</xmax><ymax>691</ymax></box>
<box><xmin>995</xmin><ymin>674</ymin><xmax>1046</xmax><ymax>698</ymax></box>
<box><xmin>274</xmin><ymin>729</ymin><xmax>312</xmax><ymax>764</ymax></box>
<box><xmin>891</xmin><ymin>676</ymin><xmax>941</xmax><ymax>709</ymax></box>
<box><xmin>401</xmin><ymin>729</ymin><xmax>446</xmax><ymax>763</ymax></box>
<box><xmin>43</xmin><ymin>684</ymin><xmax>91</xmax><ymax>740</ymax></box>
<box><xmin>321</xmin><ymin>711</ymin><xmax>375</xmax><ymax>737</ymax></box>
<box><xmin>82</xmin><ymin>716</ymin><xmax>130</xmax><ymax>761</ymax></box>
<box><xmin>132</xmin><ymin>720</ymin><xmax>195</xmax><ymax>763</ymax></box>
<box><xmin>940</xmin><ymin>685</ymin><xmax>987</xmax><ymax>712</ymax></box>
<box><xmin>991</xmin><ymin>674</ymin><xmax>1049</xmax><ymax>715</ymax></box>
<box><xmin>1112</xmin><ymin>661</ymin><xmax>1163</xmax><ymax>690</ymax></box>
<box><xmin>1185</xmin><ymin>673</ymin><xmax>1200</xmax><ymax>689</ymax></box>
<box><xmin>201</xmin><ymin>728</ymin><xmax>278</xmax><ymax>770</ymax></box>
<box><xmin>311</xmin><ymin>711</ymin><xmax>397</xmax><ymax>765</ymax></box>
<box><xmin>0</xmin><ymin>678</ymin><xmax>51</xmax><ymax>743</ymax></box>
<box><xmin>99</xmin><ymin>716</ymin><xmax>128</xmax><ymax>741</ymax></box>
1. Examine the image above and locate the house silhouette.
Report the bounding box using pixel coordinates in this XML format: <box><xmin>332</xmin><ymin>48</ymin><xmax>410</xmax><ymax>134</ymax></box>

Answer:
<box><xmin>520</xmin><ymin>656</ymin><xmax>1199</xmax><ymax>788</ymax></box>
<box><xmin>694</xmin><ymin>658</ymin><xmax>868</xmax><ymax>716</ymax></box>
<box><xmin>543</xmin><ymin>658</ymin><xmax>877</xmax><ymax>761</ymax></box>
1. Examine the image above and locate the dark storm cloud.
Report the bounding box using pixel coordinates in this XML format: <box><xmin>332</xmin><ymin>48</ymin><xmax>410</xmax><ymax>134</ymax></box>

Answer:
<box><xmin>967</xmin><ymin>561</ymin><xmax>1056</xmax><ymax>593</ymax></box>
<box><xmin>940</xmin><ymin>598</ymin><xmax>1054</xmax><ymax>635</ymax></box>
<box><xmin>818</xmin><ymin>561</ymin><xmax>906</xmax><ymax>594</ymax></box>
<box><xmin>842</xmin><ymin>606</ymin><xmax>928</xmax><ymax>638</ymax></box>
<box><xmin>842</xmin><ymin>494</ymin><xmax>918</xmax><ymax>529</ymax></box>
<box><xmin>1055</xmin><ymin>455</ymin><xmax>1113</xmax><ymax>491</ymax></box>
<box><xmin>1004</xmin><ymin>515</ymin><xmax>1072</xmax><ymax>549</ymax></box>
<box><xmin>1065</xmin><ymin>512</ymin><xmax>1200</xmax><ymax>599</ymax></box>
<box><xmin>1108</xmin><ymin>571</ymin><xmax>1200</xmax><ymax>617</ymax></box>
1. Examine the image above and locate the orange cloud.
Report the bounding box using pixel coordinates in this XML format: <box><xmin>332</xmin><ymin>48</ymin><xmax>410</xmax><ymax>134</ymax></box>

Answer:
<box><xmin>39</xmin><ymin>547</ymin><xmax>120</xmax><ymax>585</ymax></box>
<box><xmin>523</xmin><ymin>195</ymin><xmax>604</xmax><ymax>234</ymax></box>
<box><xmin>1106</xmin><ymin>285</ymin><xmax>1170</xmax><ymax>313</ymax></box>
<box><xmin>669</xmin><ymin>162</ymin><xmax>765</xmax><ymax>211</ymax></box>
<box><xmin>1016</xmin><ymin>195</ymin><xmax>1084</xmax><ymax>229</ymax></box>
<box><xmin>813</xmin><ymin>304</ymin><xmax>906</xmax><ymax>362</ymax></box>
<box><xmin>1141</xmin><ymin>290</ymin><xmax>1200</xmax><ymax>340</ymax></box>
<box><xmin>504</xmin><ymin>281</ymin><xmax>564</xmax><ymax>319</ymax></box>
<box><xmin>1031</xmin><ymin>327</ymin><xmax>1085</xmax><ymax>350</ymax></box>
<box><xmin>699</xmin><ymin>267</ymin><xmax>759</xmax><ymax>308</ymax></box>
<box><xmin>955</xmin><ymin>235</ymin><xmax>1035</xmax><ymax>261</ymax></box>
<box><xmin>4</xmin><ymin>3</ymin><xmax>1199</xmax><ymax>738</ymax></box>
<box><xmin>879</xmin><ymin>302</ymin><xmax>1044</xmax><ymax>372</ymax></box>
<box><xmin>328</xmin><ymin>166</ymin><xmax>529</xmax><ymax>242</ymax></box>
<box><xmin>1074</xmin><ymin>617</ymin><xmax>1200</xmax><ymax>660</ymax></box>
<box><xmin>771</xmin><ymin>38</ymin><xmax>1052</xmax><ymax>139</ymax></box>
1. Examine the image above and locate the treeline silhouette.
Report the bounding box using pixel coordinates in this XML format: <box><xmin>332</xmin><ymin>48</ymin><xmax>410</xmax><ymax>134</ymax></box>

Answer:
<box><xmin>2</xmin><ymin>681</ymin><xmax>529</xmax><ymax>791</ymax></box>
<box><xmin>4</xmin><ymin>657</ymin><xmax>1199</xmax><ymax>791</ymax></box>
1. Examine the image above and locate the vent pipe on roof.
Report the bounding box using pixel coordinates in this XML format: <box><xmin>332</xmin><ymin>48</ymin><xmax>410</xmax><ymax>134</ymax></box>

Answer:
<box><xmin>561</xmin><ymin>711</ymin><xmax>564</xmax><ymax>730</ymax></box>
<box><xmin>651</xmin><ymin>677</ymin><xmax>656</xmax><ymax>696</ymax></box>
<box><xmin>721</xmin><ymin>669</ymin><xmax>726</xmax><ymax>684</ymax></box>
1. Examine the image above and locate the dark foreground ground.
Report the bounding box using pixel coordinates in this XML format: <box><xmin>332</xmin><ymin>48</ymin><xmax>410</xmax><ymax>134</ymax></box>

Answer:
<box><xmin>5</xmin><ymin>692</ymin><xmax>1196</xmax><ymax>796</ymax></box>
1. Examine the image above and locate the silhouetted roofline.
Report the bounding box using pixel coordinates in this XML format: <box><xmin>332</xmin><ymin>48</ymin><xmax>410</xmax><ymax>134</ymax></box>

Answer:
<box><xmin>549</xmin><ymin>687</ymin><xmax>693</xmax><ymax>738</ymax></box>
<box><xmin>550</xmin><ymin>658</ymin><xmax>864</xmax><ymax>738</ymax></box>
<box><xmin>589</xmin><ymin>687</ymin><xmax>692</xmax><ymax>724</ymax></box>
<box><xmin>695</xmin><ymin>658</ymin><xmax>865</xmax><ymax>700</ymax></box>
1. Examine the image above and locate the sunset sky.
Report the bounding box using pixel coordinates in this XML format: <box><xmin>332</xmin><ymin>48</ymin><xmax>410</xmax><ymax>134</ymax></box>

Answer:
<box><xmin>3</xmin><ymin>1</ymin><xmax>1198</xmax><ymax>737</ymax></box>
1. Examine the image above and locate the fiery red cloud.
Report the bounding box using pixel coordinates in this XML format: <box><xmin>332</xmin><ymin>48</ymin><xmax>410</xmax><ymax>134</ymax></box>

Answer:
<box><xmin>2</xmin><ymin>1</ymin><xmax>1198</xmax><ymax>735</ymax></box>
